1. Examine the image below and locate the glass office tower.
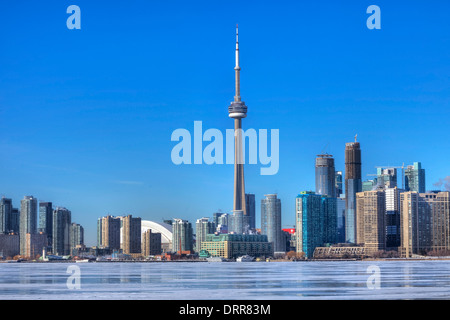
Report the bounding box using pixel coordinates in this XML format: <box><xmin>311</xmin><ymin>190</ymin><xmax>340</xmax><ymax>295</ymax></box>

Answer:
<box><xmin>405</xmin><ymin>162</ymin><xmax>426</xmax><ymax>193</ymax></box>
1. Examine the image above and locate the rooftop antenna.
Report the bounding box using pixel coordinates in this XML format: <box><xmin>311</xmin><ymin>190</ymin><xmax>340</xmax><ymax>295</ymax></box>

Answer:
<box><xmin>355</xmin><ymin>134</ymin><xmax>358</xmax><ymax>142</ymax></box>
<box><xmin>234</xmin><ymin>23</ymin><xmax>241</xmax><ymax>102</ymax></box>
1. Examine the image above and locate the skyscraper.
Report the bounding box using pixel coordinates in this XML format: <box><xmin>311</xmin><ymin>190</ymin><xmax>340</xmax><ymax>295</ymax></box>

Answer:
<box><xmin>52</xmin><ymin>207</ymin><xmax>71</xmax><ymax>256</ymax></box>
<box><xmin>356</xmin><ymin>190</ymin><xmax>386</xmax><ymax>255</ymax></box>
<box><xmin>322</xmin><ymin>196</ymin><xmax>337</xmax><ymax>245</ymax></box>
<box><xmin>336</xmin><ymin>196</ymin><xmax>346</xmax><ymax>243</ymax></box>
<box><xmin>38</xmin><ymin>202</ymin><xmax>53</xmax><ymax>247</ymax></box>
<box><xmin>345</xmin><ymin>138</ymin><xmax>362</xmax><ymax>244</ymax></box>
<box><xmin>229</xmin><ymin>25</ymin><xmax>248</xmax><ymax>218</ymax></box>
<box><xmin>229</xmin><ymin>210</ymin><xmax>244</xmax><ymax>234</ymax></box>
<box><xmin>315</xmin><ymin>154</ymin><xmax>336</xmax><ymax>197</ymax></box>
<box><xmin>195</xmin><ymin>218</ymin><xmax>215</xmax><ymax>252</ymax></box>
<box><xmin>261</xmin><ymin>194</ymin><xmax>284</xmax><ymax>252</ymax></box>
<box><xmin>20</xmin><ymin>196</ymin><xmax>38</xmax><ymax>255</ymax></box>
<box><xmin>121</xmin><ymin>215</ymin><xmax>141</xmax><ymax>255</ymax></box>
<box><xmin>70</xmin><ymin>223</ymin><xmax>84</xmax><ymax>252</ymax></box>
<box><xmin>295</xmin><ymin>192</ymin><xmax>323</xmax><ymax>259</ymax></box>
<box><xmin>430</xmin><ymin>191</ymin><xmax>450</xmax><ymax>252</ymax></box>
<box><xmin>385</xmin><ymin>187</ymin><xmax>401</xmax><ymax>250</ymax></box>
<box><xmin>335</xmin><ymin>171</ymin><xmax>343</xmax><ymax>197</ymax></box>
<box><xmin>377</xmin><ymin>168</ymin><xmax>398</xmax><ymax>188</ymax></box>
<box><xmin>97</xmin><ymin>215</ymin><xmax>121</xmax><ymax>250</ymax></box>
<box><xmin>216</xmin><ymin>213</ymin><xmax>230</xmax><ymax>233</ymax></box>
<box><xmin>10</xmin><ymin>208</ymin><xmax>19</xmax><ymax>233</ymax></box>
<box><xmin>400</xmin><ymin>192</ymin><xmax>432</xmax><ymax>257</ymax></box>
<box><xmin>405</xmin><ymin>162</ymin><xmax>426</xmax><ymax>193</ymax></box>
<box><xmin>142</xmin><ymin>229</ymin><xmax>162</xmax><ymax>256</ymax></box>
<box><xmin>245</xmin><ymin>193</ymin><xmax>256</xmax><ymax>230</ymax></box>
<box><xmin>0</xmin><ymin>197</ymin><xmax>13</xmax><ymax>234</ymax></box>
<box><xmin>172</xmin><ymin>219</ymin><xmax>193</xmax><ymax>253</ymax></box>
<box><xmin>212</xmin><ymin>212</ymin><xmax>221</xmax><ymax>228</ymax></box>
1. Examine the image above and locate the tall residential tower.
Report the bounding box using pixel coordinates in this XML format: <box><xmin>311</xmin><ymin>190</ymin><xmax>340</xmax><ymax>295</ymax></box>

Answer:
<box><xmin>345</xmin><ymin>138</ymin><xmax>362</xmax><ymax>244</ymax></box>
<box><xmin>315</xmin><ymin>154</ymin><xmax>336</xmax><ymax>197</ymax></box>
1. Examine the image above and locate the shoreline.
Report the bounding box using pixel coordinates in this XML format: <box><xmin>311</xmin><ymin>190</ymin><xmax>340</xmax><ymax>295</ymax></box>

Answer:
<box><xmin>2</xmin><ymin>257</ymin><xmax>450</xmax><ymax>263</ymax></box>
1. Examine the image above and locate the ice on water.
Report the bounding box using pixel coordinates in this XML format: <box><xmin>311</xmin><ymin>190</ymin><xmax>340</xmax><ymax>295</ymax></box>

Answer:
<box><xmin>0</xmin><ymin>261</ymin><xmax>449</xmax><ymax>300</ymax></box>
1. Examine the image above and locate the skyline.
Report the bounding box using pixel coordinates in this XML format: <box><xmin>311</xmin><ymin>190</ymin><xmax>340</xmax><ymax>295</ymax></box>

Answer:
<box><xmin>1</xmin><ymin>1</ymin><xmax>449</xmax><ymax>246</ymax></box>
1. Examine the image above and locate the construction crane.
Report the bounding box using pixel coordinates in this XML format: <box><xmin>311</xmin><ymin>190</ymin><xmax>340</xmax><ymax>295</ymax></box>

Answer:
<box><xmin>320</xmin><ymin>143</ymin><xmax>330</xmax><ymax>155</ymax></box>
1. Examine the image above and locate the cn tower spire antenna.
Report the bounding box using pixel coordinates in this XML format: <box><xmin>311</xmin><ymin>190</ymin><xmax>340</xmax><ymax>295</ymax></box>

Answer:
<box><xmin>234</xmin><ymin>24</ymin><xmax>241</xmax><ymax>102</ymax></box>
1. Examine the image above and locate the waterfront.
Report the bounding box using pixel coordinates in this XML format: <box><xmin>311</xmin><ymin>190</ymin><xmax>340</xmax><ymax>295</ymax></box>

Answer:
<box><xmin>1</xmin><ymin>260</ymin><xmax>450</xmax><ymax>300</ymax></box>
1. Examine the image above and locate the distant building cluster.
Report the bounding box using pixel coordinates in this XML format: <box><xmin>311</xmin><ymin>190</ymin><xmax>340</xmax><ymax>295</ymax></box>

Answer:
<box><xmin>188</xmin><ymin>140</ymin><xmax>449</xmax><ymax>261</ymax></box>
<box><xmin>0</xmin><ymin>196</ymin><xmax>84</xmax><ymax>259</ymax></box>
<box><xmin>306</xmin><ymin>142</ymin><xmax>449</xmax><ymax>259</ymax></box>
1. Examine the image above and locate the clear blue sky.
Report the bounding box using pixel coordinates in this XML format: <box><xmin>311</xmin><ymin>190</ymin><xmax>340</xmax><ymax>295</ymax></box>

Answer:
<box><xmin>1</xmin><ymin>1</ymin><xmax>449</xmax><ymax>245</ymax></box>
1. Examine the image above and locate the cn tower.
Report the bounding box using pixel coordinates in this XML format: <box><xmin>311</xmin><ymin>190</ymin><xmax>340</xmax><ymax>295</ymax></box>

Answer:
<box><xmin>228</xmin><ymin>25</ymin><xmax>247</xmax><ymax>216</ymax></box>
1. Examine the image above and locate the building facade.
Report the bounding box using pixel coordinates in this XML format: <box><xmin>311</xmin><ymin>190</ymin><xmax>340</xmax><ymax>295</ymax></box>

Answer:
<box><xmin>25</xmin><ymin>232</ymin><xmax>47</xmax><ymax>259</ymax></box>
<box><xmin>172</xmin><ymin>219</ymin><xmax>193</xmax><ymax>253</ymax></box>
<box><xmin>70</xmin><ymin>223</ymin><xmax>84</xmax><ymax>251</ymax></box>
<box><xmin>10</xmin><ymin>208</ymin><xmax>19</xmax><ymax>234</ymax></box>
<box><xmin>200</xmin><ymin>233</ymin><xmax>273</xmax><ymax>259</ymax></box>
<box><xmin>195</xmin><ymin>218</ymin><xmax>215</xmax><ymax>252</ymax></box>
<box><xmin>427</xmin><ymin>192</ymin><xmax>450</xmax><ymax>252</ymax></box>
<box><xmin>400</xmin><ymin>192</ymin><xmax>432</xmax><ymax>257</ymax></box>
<box><xmin>142</xmin><ymin>229</ymin><xmax>162</xmax><ymax>256</ymax></box>
<box><xmin>245</xmin><ymin>193</ymin><xmax>256</xmax><ymax>230</ymax></box>
<box><xmin>38</xmin><ymin>202</ymin><xmax>53</xmax><ymax>248</ymax></box>
<box><xmin>261</xmin><ymin>194</ymin><xmax>284</xmax><ymax>252</ymax></box>
<box><xmin>0</xmin><ymin>197</ymin><xmax>13</xmax><ymax>234</ymax></box>
<box><xmin>335</xmin><ymin>171</ymin><xmax>343</xmax><ymax>197</ymax></box>
<box><xmin>121</xmin><ymin>215</ymin><xmax>141</xmax><ymax>255</ymax></box>
<box><xmin>0</xmin><ymin>234</ymin><xmax>20</xmax><ymax>258</ymax></box>
<box><xmin>315</xmin><ymin>154</ymin><xmax>336</xmax><ymax>197</ymax></box>
<box><xmin>377</xmin><ymin>167</ymin><xmax>398</xmax><ymax>188</ymax></box>
<box><xmin>385</xmin><ymin>187</ymin><xmax>402</xmax><ymax>250</ymax></box>
<box><xmin>295</xmin><ymin>192</ymin><xmax>337</xmax><ymax>258</ymax></box>
<box><xmin>52</xmin><ymin>207</ymin><xmax>72</xmax><ymax>256</ymax></box>
<box><xmin>405</xmin><ymin>162</ymin><xmax>426</xmax><ymax>193</ymax></box>
<box><xmin>97</xmin><ymin>215</ymin><xmax>121</xmax><ymax>250</ymax></box>
<box><xmin>20</xmin><ymin>196</ymin><xmax>38</xmax><ymax>255</ymax></box>
<box><xmin>356</xmin><ymin>190</ymin><xmax>386</xmax><ymax>255</ymax></box>
<box><xmin>345</xmin><ymin>141</ymin><xmax>362</xmax><ymax>244</ymax></box>
<box><xmin>336</xmin><ymin>197</ymin><xmax>346</xmax><ymax>243</ymax></box>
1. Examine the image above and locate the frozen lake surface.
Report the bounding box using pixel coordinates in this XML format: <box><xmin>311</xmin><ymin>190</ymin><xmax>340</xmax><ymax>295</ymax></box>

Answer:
<box><xmin>1</xmin><ymin>260</ymin><xmax>450</xmax><ymax>300</ymax></box>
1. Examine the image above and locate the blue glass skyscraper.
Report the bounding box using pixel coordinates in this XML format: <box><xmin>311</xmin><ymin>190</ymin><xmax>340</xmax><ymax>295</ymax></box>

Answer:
<box><xmin>405</xmin><ymin>162</ymin><xmax>426</xmax><ymax>193</ymax></box>
<box><xmin>296</xmin><ymin>192</ymin><xmax>337</xmax><ymax>258</ymax></box>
